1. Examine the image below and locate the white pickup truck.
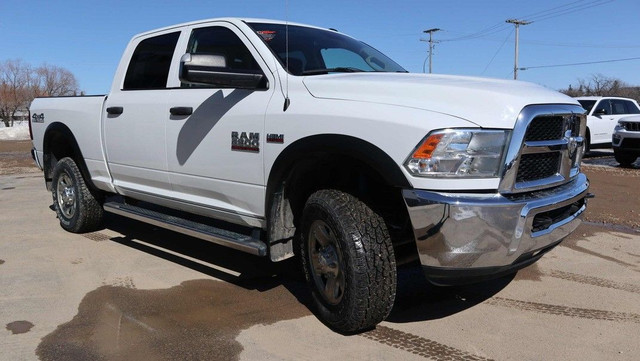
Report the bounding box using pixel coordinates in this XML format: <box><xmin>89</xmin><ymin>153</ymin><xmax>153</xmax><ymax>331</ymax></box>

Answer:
<box><xmin>29</xmin><ymin>18</ymin><xmax>590</xmax><ymax>333</ymax></box>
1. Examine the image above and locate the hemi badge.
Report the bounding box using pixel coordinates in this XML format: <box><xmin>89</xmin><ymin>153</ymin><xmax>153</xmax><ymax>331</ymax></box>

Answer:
<box><xmin>266</xmin><ymin>133</ymin><xmax>284</xmax><ymax>144</ymax></box>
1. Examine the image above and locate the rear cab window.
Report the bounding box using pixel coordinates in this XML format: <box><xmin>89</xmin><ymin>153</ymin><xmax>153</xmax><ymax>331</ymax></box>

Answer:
<box><xmin>123</xmin><ymin>32</ymin><xmax>181</xmax><ymax>90</ymax></box>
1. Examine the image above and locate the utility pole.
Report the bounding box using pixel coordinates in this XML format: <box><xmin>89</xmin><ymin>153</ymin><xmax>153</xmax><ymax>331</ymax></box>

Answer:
<box><xmin>505</xmin><ymin>19</ymin><xmax>532</xmax><ymax>80</ymax></box>
<box><xmin>420</xmin><ymin>28</ymin><xmax>441</xmax><ymax>73</ymax></box>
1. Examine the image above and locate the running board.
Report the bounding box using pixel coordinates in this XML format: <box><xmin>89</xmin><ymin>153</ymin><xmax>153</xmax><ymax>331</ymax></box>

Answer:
<box><xmin>103</xmin><ymin>202</ymin><xmax>267</xmax><ymax>256</ymax></box>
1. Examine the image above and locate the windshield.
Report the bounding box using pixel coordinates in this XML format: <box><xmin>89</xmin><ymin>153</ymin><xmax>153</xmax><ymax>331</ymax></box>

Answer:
<box><xmin>577</xmin><ymin>100</ymin><xmax>596</xmax><ymax>113</ymax></box>
<box><xmin>248</xmin><ymin>23</ymin><xmax>407</xmax><ymax>75</ymax></box>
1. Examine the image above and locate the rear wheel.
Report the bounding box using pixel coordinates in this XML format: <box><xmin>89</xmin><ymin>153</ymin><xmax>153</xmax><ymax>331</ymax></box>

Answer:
<box><xmin>299</xmin><ymin>189</ymin><xmax>397</xmax><ymax>333</ymax></box>
<box><xmin>51</xmin><ymin>157</ymin><xmax>104</xmax><ymax>232</ymax></box>
<box><xmin>614</xmin><ymin>149</ymin><xmax>638</xmax><ymax>168</ymax></box>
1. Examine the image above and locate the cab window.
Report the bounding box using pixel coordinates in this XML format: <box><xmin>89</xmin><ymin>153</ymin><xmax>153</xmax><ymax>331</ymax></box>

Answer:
<box><xmin>123</xmin><ymin>32</ymin><xmax>180</xmax><ymax>90</ymax></box>
<box><xmin>611</xmin><ymin>99</ymin><xmax>628</xmax><ymax>115</ymax></box>
<box><xmin>624</xmin><ymin>100</ymin><xmax>640</xmax><ymax>114</ymax></box>
<box><xmin>181</xmin><ymin>26</ymin><xmax>261</xmax><ymax>88</ymax></box>
<box><xmin>593</xmin><ymin>99</ymin><xmax>611</xmax><ymax>115</ymax></box>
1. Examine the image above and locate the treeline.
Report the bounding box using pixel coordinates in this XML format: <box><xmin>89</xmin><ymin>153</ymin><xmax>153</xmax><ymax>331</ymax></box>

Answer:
<box><xmin>0</xmin><ymin>59</ymin><xmax>80</xmax><ymax>127</ymax></box>
<box><xmin>560</xmin><ymin>74</ymin><xmax>640</xmax><ymax>102</ymax></box>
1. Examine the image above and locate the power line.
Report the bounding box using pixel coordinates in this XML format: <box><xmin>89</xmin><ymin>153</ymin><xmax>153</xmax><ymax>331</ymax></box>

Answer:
<box><xmin>520</xmin><ymin>39</ymin><xmax>640</xmax><ymax>49</ymax></box>
<box><xmin>524</xmin><ymin>0</ymin><xmax>615</xmax><ymax>22</ymax></box>
<box><xmin>440</xmin><ymin>0</ymin><xmax>613</xmax><ymax>43</ymax></box>
<box><xmin>520</xmin><ymin>0</ymin><xmax>613</xmax><ymax>22</ymax></box>
<box><xmin>433</xmin><ymin>30</ymin><xmax>640</xmax><ymax>49</ymax></box>
<box><xmin>481</xmin><ymin>29</ymin><xmax>514</xmax><ymax>75</ymax></box>
<box><xmin>440</xmin><ymin>24</ymin><xmax>508</xmax><ymax>42</ymax></box>
<box><xmin>520</xmin><ymin>56</ymin><xmax>640</xmax><ymax>70</ymax></box>
<box><xmin>519</xmin><ymin>0</ymin><xmax>587</xmax><ymax>19</ymax></box>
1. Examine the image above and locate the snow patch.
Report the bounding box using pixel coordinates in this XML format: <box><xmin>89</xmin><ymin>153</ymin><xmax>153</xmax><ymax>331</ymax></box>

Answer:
<box><xmin>0</xmin><ymin>122</ymin><xmax>30</xmax><ymax>141</ymax></box>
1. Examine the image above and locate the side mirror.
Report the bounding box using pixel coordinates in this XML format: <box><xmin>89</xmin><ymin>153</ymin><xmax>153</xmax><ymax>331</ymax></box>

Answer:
<box><xmin>593</xmin><ymin>108</ymin><xmax>607</xmax><ymax>116</ymax></box>
<box><xmin>179</xmin><ymin>53</ymin><xmax>265</xmax><ymax>89</ymax></box>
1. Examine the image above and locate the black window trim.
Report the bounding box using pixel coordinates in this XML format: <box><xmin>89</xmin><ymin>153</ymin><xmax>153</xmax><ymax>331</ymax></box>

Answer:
<box><xmin>122</xmin><ymin>31</ymin><xmax>182</xmax><ymax>91</ymax></box>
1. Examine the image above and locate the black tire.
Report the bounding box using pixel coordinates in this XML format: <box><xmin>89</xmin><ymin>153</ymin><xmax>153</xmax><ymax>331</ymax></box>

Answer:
<box><xmin>584</xmin><ymin>129</ymin><xmax>591</xmax><ymax>154</ymax></box>
<box><xmin>51</xmin><ymin>157</ymin><xmax>104</xmax><ymax>233</ymax></box>
<box><xmin>614</xmin><ymin>150</ymin><xmax>637</xmax><ymax>168</ymax></box>
<box><xmin>299</xmin><ymin>189</ymin><xmax>397</xmax><ymax>333</ymax></box>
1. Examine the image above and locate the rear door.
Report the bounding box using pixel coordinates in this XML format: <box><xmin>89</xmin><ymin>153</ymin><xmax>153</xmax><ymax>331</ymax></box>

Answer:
<box><xmin>103</xmin><ymin>30</ymin><xmax>182</xmax><ymax>196</ymax></box>
<box><xmin>164</xmin><ymin>22</ymin><xmax>276</xmax><ymax>223</ymax></box>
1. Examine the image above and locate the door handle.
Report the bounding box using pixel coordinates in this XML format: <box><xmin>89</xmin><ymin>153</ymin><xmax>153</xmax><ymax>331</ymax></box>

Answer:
<box><xmin>106</xmin><ymin>106</ymin><xmax>123</xmax><ymax>115</ymax></box>
<box><xmin>170</xmin><ymin>107</ymin><xmax>193</xmax><ymax>116</ymax></box>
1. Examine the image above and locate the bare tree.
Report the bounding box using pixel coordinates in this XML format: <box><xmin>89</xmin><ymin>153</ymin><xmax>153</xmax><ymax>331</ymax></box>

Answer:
<box><xmin>34</xmin><ymin>64</ymin><xmax>79</xmax><ymax>97</ymax></box>
<box><xmin>0</xmin><ymin>59</ymin><xmax>34</xmax><ymax>127</ymax></box>
<box><xmin>560</xmin><ymin>74</ymin><xmax>640</xmax><ymax>103</ymax></box>
<box><xmin>0</xmin><ymin>59</ymin><xmax>80</xmax><ymax>127</ymax></box>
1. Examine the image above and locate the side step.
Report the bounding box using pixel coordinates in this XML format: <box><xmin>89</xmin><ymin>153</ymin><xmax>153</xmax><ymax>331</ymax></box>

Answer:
<box><xmin>103</xmin><ymin>202</ymin><xmax>267</xmax><ymax>256</ymax></box>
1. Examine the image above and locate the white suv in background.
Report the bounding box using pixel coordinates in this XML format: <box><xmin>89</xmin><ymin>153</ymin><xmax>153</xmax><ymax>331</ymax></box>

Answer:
<box><xmin>612</xmin><ymin>115</ymin><xmax>640</xmax><ymax>167</ymax></box>
<box><xmin>575</xmin><ymin>96</ymin><xmax>640</xmax><ymax>151</ymax></box>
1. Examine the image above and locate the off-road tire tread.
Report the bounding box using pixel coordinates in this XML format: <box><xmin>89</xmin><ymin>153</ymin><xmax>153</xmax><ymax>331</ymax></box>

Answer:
<box><xmin>52</xmin><ymin>157</ymin><xmax>104</xmax><ymax>233</ymax></box>
<box><xmin>300</xmin><ymin>189</ymin><xmax>397</xmax><ymax>333</ymax></box>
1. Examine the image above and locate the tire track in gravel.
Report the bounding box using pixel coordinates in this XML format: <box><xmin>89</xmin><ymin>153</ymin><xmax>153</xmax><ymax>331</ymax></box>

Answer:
<box><xmin>546</xmin><ymin>270</ymin><xmax>640</xmax><ymax>294</ymax></box>
<box><xmin>362</xmin><ymin>325</ymin><xmax>495</xmax><ymax>361</ymax></box>
<box><xmin>486</xmin><ymin>297</ymin><xmax>640</xmax><ymax>324</ymax></box>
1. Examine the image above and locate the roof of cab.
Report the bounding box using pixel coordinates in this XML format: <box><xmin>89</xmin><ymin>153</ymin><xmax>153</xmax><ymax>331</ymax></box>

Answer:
<box><xmin>574</xmin><ymin>96</ymin><xmax>637</xmax><ymax>101</ymax></box>
<box><xmin>131</xmin><ymin>17</ymin><xmax>332</xmax><ymax>39</ymax></box>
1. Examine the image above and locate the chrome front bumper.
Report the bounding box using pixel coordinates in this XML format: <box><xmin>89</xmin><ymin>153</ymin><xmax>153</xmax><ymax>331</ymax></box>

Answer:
<box><xmin>403</xmin><ymin>173</ymin><xmax>589</xmax><ymax>280</ymax></box>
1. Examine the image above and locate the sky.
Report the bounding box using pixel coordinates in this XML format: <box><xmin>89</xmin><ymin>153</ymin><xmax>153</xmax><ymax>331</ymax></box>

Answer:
<box><xmin>1</xmin><ymin>0</ymin><xmax>639</xmax><ymax>95</ymax></box>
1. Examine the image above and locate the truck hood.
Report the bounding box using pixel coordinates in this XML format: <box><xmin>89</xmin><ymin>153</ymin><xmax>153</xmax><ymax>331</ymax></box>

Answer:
<box><xmin>302</xmin><ymin>73</ymin><xmax>579</xmax><ymax>129</ymax></box>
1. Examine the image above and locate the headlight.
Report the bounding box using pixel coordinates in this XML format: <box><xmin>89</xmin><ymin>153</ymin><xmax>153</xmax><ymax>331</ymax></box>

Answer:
<box><xmin>404</xmin><ymin>129</ymin><xmax>509</xmax><ymax>178</ymax></box>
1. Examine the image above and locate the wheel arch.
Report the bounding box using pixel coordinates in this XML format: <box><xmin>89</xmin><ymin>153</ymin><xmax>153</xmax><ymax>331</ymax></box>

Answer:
<box><xmin>43</xmin><ymin>122</ymin><xmax>95</xmax><ymax>193</ymax></box>
<box><xmin>266</xmin><ymin>134</ymin><xmax>411</xmax><ymax>203</ymax></box>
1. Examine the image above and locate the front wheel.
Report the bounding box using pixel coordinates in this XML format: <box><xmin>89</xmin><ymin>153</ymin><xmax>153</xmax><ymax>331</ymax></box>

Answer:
<box><xmin>584</xmin><ymin>129</ymin><xmax>591</xmax><ymax>154</ymax></box>
<box><xmin>614</xmin><ymin>149</ymin><xmax>638</xmax><ymax>168</ymax></box>
<box><xmin>51</xmin><ymin>157</ymin><xmax>104</xmax><ymax>232</ymax></box>
<box><xmin>299</xmin><ymin>189</ymin><xmax>397</xmax><ymax>333</ymax></box>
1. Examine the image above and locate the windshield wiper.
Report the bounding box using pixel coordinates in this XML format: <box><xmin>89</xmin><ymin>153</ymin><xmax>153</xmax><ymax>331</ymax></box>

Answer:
<box><xmin>301</xmin><ymin>67</ymin><xmax>365</xmax><ymax>75</ymax></box>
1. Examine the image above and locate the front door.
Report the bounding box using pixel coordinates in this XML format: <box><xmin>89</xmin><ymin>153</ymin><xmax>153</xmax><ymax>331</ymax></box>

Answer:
<box><xmin>164</xmin><ymin>23</ymin><xmax>275</xmax><ymax>225</ymax></box>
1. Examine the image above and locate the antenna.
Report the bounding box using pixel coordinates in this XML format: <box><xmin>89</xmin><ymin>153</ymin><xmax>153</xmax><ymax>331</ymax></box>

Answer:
<box><xmin>283</xmin><ymin>0</ymin><xmax>291</xmax><ymax>111</ymax></box>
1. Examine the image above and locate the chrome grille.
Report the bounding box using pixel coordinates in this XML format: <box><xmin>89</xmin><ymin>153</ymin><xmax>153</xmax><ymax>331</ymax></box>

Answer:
<box><xmin>524</xmin><ymin>116</ymin><xmax>564</xmax><ymax>141</ymax></box>
<box><xmin>621</xmin><ymin>121</ymin><xmax>640</xmax><ymax>132</ymax></box>
<box><xmin>516</xmin><ymin>152</ymin><xmax>561</xmax><ymax>183</ymax></box>
<box><xmin>500</xmin><ymin>104</ymin><xmax>586</xmax><ymax>194</ymax></box>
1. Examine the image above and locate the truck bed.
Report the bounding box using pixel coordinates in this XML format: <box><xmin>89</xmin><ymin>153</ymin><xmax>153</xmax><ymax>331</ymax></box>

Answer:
<box><xmin>30</xmin><ymin>95</ymin><xmax>111</xmax><ymax>190</ymax></box>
